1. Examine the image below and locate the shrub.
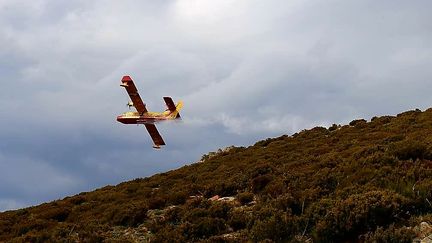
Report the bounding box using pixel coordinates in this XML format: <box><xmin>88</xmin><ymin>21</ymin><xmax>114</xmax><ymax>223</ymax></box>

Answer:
<box><xmin>389</xmin><ymin>140</ymin><xmax>429</xmax><ymax>161</ymax></box>
<box><xmin>14</xmin><ymin>219</ymin><xmax>51</xmax><ymax>235</ymax></box>
<box><xmin>148</xmin><ymin>196</ymin><xmax>166</xmax><ymax>210</ymax></box>
<box><xmin>263</xmin><ymin>179</ymin><xmax>287</xmax><ymax>198</ymax></box>
<box><xmin>349</xmin><ymin>119</ymin><xmax>367</xmax><ymax>127</ymax></box>
<box><xmin>167</xmin><ymin>190</ymin><xmax>189</xmax><ymax>205</ymax></box>
<box><xmin>108</xmin><ymin>204</ymin><xmax>148</xmax><ymax>226</ymax></box>
<box><xmin>237</xmin><ymin>192</ymin><xmax>254</xmax><ymax>205</ymax></box>
<box><xmin>228</xmin><ymin>209</ymin><xmax>251</xmax><ymax>231</ymax></box>
<box><xmin>183</xmin><ymin>217</ymin><xmax>227</xmax><ymax>239</ymax></box>
<box><xmin>164</xmin><ymin>206</ymin><xmax>183</xmax><ymax>225</ymax></box>
<box><xmin>184</xmin><ymin>208</ymin><xmax>210</xmax><ymax>222</ymax></box>
<box><xmin>249</xmin><ymin>212</ymin><xmax>298</xmax><ymax>241</ymax></box>
<box><xmin>362</xmin><ymin>224</ymin><xmax>416</xmax><ymax>243</ymax></box>
<box><xmin>313</xmin><ymin>190</ymin><xmax>408</xmax><ymax>242</ymax></box>
<box><xmin>371</xmin><ymin>116</ymin><xmax>393</xmax><ymax>124</ymax></box>
<box><xmin>68</xmin><ymin>195</ymin><xmax>86</xmax><ymax>205</ymax></box>
<box><xmin>209</xmin><ymin>202</ymin><xmax>231</xmax><ymax>219</ymax></box>
<box><xmin>329</xmin><ymin>124</ymin><xmax>339</xmax><ymax>131</ymax></box>
<box><xmin>152</xmin><ymin>225</ymin><xmax>186</xmax><ymax>243</ymax></box>
<box><xmin>251</xmin><ymin>175</ymin><xmax>273</xmax><ymax>193</ymax></box>
<box><xmin>272</xmin><ymin>194</ymin><xmax>301</xmax><ymax>215</ymax></box>
<box><xmin>38</xmin><ymin>206</ymin><xmax>71</xmax><ymax>222</ymax></box>
<box><xmin>209</xmin><ymin>182</ymin><xmax>239</xmax><ymax>197</ymax></box>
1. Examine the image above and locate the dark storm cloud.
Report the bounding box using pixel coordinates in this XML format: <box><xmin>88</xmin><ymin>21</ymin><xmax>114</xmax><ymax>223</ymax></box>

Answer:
<box><xmin>1</xmin><ymin>0</ymin><xmax>432</xmax><ymax>211</ymax></box>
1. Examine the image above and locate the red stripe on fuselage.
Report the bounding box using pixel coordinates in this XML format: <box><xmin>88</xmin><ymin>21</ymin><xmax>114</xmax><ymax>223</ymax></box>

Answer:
<box><xmin>117</xmin><ymin>116</ymin><xmax>169</xmax><ymax>125</ymax></box>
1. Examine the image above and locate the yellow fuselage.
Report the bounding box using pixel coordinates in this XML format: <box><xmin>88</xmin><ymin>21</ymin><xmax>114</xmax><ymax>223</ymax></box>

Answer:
<box><xmin>117</xmin><ymin>110</ymin><xmax>179</xmax><ymax>124</ymax></box>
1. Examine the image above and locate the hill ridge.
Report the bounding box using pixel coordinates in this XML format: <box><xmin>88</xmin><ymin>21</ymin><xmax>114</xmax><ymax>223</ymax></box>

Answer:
<box><xmin>2</xmin><ymin>108</ymin><xmax>432</xmax><ymax>242</ymax></box>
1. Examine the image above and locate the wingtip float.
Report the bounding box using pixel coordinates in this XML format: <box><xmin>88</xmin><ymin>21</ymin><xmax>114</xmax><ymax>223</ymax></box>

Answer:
<box><xmin>117</xmin><ymin>75</ymin><xmax>183</xmax><ymax>149</ymax></box>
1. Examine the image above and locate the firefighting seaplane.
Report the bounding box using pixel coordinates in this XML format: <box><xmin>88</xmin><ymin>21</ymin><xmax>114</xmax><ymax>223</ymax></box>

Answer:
<box><xmin>116</xmin><ymin>76</ymin><xmax>183</xmax><ymax>149</ymax></box>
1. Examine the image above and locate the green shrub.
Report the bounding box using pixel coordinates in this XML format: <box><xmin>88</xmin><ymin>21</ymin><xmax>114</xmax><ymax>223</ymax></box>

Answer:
<box><xmin>39</xmin><ymin>206</ymin><xmax>71</xmax><ymax>222</ymax></box>
<box><xmin>249</xmin><ymin>212</ymin><xmax>298</xmax><ymax>241</ymax></box>
<box><xmin>228</xmin><ymin>209</ymin><xmax>251</xmax><ymax>231</ymax></box>
<box><xmin>148</xmin><ymin>196</ymin><xmax>166</xmax><ymax>210</ymax></box>
<box><xmin>237</xmin><ymin>192</ymin><xmax>254</xmax><ymax>205</ymax></box>
<box><xmin>68</xmin><ymin>195</ymin><xmax>87</xmax><ymax>205</ymax></box>
<box><xmin>263</xmin><ymin>179</ymin><xmax>287</xmax><ymax>198</ymax></box>
<box><xmin>183</xmin><ymin>217</ymin><xmax>227</xmax><ymax>239</ymax></box>
<box><xmin>108</xmin><ymin>204</ymin><xmax>148</xmax><ymax>226</ymax></box>
<box><xmin>167</xmin><ymin>190</ymin><xmax>189</xmax><ymax>205</ymax></box>
<box><xmin>329</xmin><ymin>124</ymin><xmax>339</xmax><ymax>131</ymax></box>
<box><xmin>251</xmin><ymin>175</ymin><xmax>273</xmax><ymax>193</ymax></box>
<box><xmin>362</xmin><ymin>224</ymin><xmax>416</xmax><ymax>243</ymax></box>
<box><xmin>272</xmin><ymin>194</ymin><xmax>301</xmax><ymax>215</ymax></box>
<box><xmin>313</xmin><ymin>190</ymin><xmax>408</xmax><ymax>242</ymax></box>
<box><xmin>152</xmin><ymin>225</ymin><xmax>186</xmax><ymax>243</ymax></box>
<box><xmin>349</xmin><ymin>119</ymin><xmax>367</xmax><ymax>127</ymax></box>
<box><xmin>209</xmin><ymin>202</ymin><xmax>231</xmax><ymax>219</ymax></box>
<box><xmin>389</xmin><ymin>140</ymin><xmax>429</xmax><ymax>161</ymax></box>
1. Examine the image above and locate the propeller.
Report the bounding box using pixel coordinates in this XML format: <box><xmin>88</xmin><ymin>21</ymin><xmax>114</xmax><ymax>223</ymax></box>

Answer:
<box><xmin>126</xmin><ymin>101</ymin><xmax>134</xmax><ymax>110</ymax></box>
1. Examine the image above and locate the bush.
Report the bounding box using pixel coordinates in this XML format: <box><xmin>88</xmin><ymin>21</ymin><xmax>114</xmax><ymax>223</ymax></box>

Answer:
<box><xmin>313</xmin><ymin>190</ymin><xmax>408</xmax><ymax>242</ymax></box>
<box><xmin>148</xmin><ymin>196</ymin><xmax>166</xmax><ymax>210</ymax></box>
<box><xmin>329</xmin><ymin>124</ymin><xmax>339</xmax><ymax>131</ymax></box>
<box><xmin>108</xmin><ymin>204</ymin><xmax>148</xmax><ymax>226</ymax></box>
<box><xmin>362</xmin><ymin>224</ymin><xmax>416</xmax><ymax>243</ymax></box>
<box><xmin>228</xmin><ymin>209</ymin><xmax>251</xmax><ymax>231</ymax></box>
<box><xmin>183</xmin><ymin>217</ymin><xmax>227</xmax><ymax>239</ymax></box>
<box><xmin>68</xmin><ymin>195</ymin><xmax>86</xmax><ymax>205</ymax></box>
<box><xmin>209</xmin><ymin>202</ymin><xmax>231</xmax><ymax>219</ymax></box>
<box><xmin>237</xmin><ymin>192</ymin><xmax>254</xmax><ymax>205</ymax></box>
<box><xmin>249</xmin><ymin>212</ymin><xmax>298</xmax><ymax>241</ymax></box>
<box><xmin>263</xmin><ymin>179</ymin><xmax>287</xmax><ymax>198</ymax></box>
<box><xmin>39</xmin><ymin>206</ymin><xmax>71</xmax><ymax>222</ymax></box>
<box><xmin>167</xmin><ymin>190</ymin><xmax>189</xmax><ymax>205</ymax></box>
<box><xmin>349</xmin><ymin>119</ymin><xmax>367</xmax><ymax>127</ymax></box>
<box><xmin>251</xmin><ymin>175</ymin><xmax>273</xmax><ymax>193</ymax></box>
<box><xmin>152</xmin><ymin>225</ymin><xmax>186</xmax><ymax>243</ymax></box>
<box><xmin>389</xmin><ymin>140</ymin><xmax>429</xmax><ymax>161</ymax></box>
<box><xmin>272</xmin><ymin>194</ymin><xmax>301</xmax><ymax>215</ymax></box>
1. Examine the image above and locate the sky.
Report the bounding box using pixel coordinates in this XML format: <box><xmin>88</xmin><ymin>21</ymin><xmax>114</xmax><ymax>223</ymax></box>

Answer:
<box><xmin>1</xmin><ymin>0</ymin><xmax>432</xmax><ymax>211</ymax></box>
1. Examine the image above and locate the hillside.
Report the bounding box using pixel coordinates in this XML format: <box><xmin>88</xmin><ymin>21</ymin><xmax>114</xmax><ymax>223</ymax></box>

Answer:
<box><xmin>3</xmin><ymin>109</ymin><xmax>432</xmax><ymax>242</ymax></box>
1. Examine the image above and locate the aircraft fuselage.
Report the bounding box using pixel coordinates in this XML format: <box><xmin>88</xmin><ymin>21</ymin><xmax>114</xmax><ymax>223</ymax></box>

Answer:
<box><xmin>117</xmin><ymin>111</ymin><xmax>178</xmax><ymax>124</ymax></box>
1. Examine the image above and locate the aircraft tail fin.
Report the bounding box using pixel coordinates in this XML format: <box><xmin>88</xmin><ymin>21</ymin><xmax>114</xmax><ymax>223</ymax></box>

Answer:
<box><xmin>175</xmin><ymin>101</ymin><xmax>183</xmax><ymax>119</ymax></box>
<box><xmin>163</xmin><ymin>97</ymin><xmax>183</xmax><ymax>119</ymax></box>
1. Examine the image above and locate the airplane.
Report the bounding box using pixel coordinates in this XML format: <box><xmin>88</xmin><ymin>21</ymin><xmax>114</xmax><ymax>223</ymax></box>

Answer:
<box><xmin>116</xmin><ymin>75</ymin><xmax>183</xmax><ymax>149</ymax></box>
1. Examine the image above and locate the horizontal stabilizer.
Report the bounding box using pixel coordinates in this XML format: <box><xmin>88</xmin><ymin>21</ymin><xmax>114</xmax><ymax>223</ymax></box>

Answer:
<box><xmin>163</xmin><ymin>97</ymin><xmax>176</xmax><ymax>111</ymax></box>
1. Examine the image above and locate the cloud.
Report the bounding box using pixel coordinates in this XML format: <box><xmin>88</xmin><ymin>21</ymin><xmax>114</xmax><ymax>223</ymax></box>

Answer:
<box><xmin>0</xmin><ymin>153</ymin><xmax>81</xmax><ymax>211</ymax></box>
<box><xmin>0</xmin><ymin>199</ymin><xmax>25</xmax><ymax>212</ymax></box>
<box><xmin>1</xmin><ymin>0</ymin><xmax>432</xmax><ymax>210</ymax></box>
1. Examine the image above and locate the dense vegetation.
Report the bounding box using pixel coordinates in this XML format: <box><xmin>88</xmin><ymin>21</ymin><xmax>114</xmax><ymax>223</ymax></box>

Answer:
<box><xmin>2</xmin><ymin>108</ymin><xmax>432</xmax><ymax>242</ymax></box>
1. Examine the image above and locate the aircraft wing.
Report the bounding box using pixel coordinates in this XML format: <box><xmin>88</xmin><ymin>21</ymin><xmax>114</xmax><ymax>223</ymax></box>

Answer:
<box><xmin>144</xmin><ymin>124</ymin><xmax>166</xmax><ymax>147</ymax></box>
<box><xmin>120</xmin><ymin>76</ymin><xmax>147</xmax><ymax>114</ymax></box>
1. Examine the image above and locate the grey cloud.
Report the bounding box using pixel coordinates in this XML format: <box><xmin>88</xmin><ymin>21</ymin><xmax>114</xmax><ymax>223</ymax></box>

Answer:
<box><xmin>0</xmin><ymin>199</ymin><xmax>25</xmax><ymax>212</ymax></box>
<box><xmin>0</xmin><ymin>153</ymin><xmax>81</xmax><ymax>206</ymax></box>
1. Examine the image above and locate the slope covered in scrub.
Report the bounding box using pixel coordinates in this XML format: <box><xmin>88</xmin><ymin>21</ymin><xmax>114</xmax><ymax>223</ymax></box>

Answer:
<box><xmin>2</xmin><ymin>108</ymin><xmax>432</xmax><ymax>242</ymax></box>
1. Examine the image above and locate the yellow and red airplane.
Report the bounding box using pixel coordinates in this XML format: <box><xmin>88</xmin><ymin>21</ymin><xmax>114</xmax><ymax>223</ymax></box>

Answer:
<box><xmin>116</xmin><ymin>75</ymin><xmax>183</xmax><ymax>149</ymax></box>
